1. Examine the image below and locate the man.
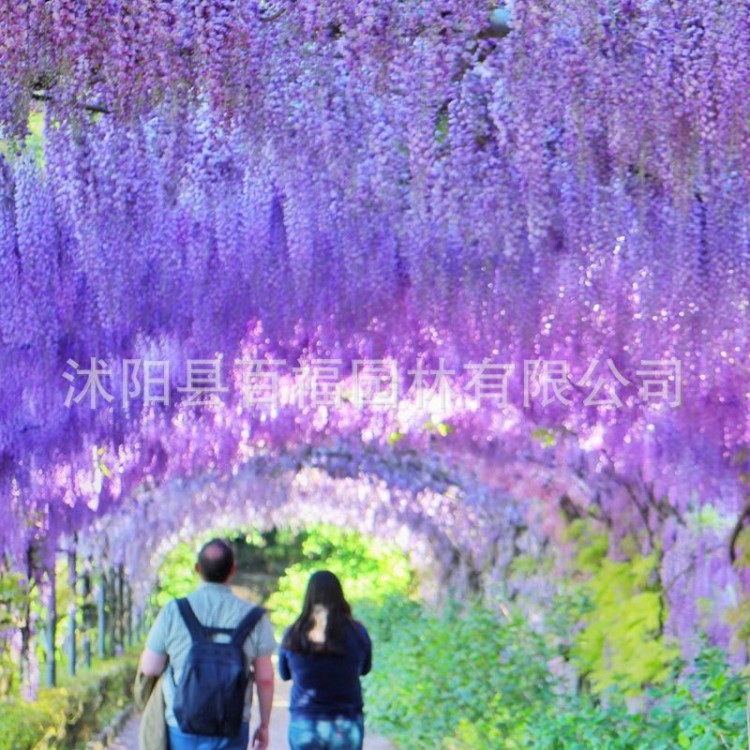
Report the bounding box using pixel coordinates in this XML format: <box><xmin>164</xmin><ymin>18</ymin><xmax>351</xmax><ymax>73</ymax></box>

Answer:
<box><xmin>139</xmin><ymin>538</ymin><xmax>276</xmax><ymax>750</ymax></box>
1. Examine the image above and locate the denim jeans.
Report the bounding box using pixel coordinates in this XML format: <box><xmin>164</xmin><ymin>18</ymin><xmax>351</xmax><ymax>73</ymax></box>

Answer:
<box><xmin>288</xmin><ymin>715</ymin><xmax>364</xmax><ymax>750</ymax></box>
<box><xmin>167</xmin><ymin>722</ymin><xmax>249</xmax><ymax>750</ymax></box>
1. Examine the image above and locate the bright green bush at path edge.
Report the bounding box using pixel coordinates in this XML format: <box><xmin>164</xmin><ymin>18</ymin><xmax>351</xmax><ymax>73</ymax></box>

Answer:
<box><xmin>0</xmin><ymin>652</ymin><xmax>138</xmax><ymax>750</ymax></box>
<box><xmin>361</xmin><ymin>596</ymin><xmax>749</xmax><ymax>750</ymax></box>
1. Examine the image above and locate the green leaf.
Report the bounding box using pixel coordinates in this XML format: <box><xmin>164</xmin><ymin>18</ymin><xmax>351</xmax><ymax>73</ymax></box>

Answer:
<box><xmin>387</xmin><ymin>431</ymin><xmax>405</xmax><ymax>446</ymax></box>
<box><xmin>531</xmin><ymin>427</ymin><xmax>557</xmax><ymax>447</ymax></box>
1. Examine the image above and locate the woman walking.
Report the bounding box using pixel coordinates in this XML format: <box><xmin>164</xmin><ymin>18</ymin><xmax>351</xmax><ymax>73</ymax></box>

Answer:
<box><xmin>278</xmin><ymin>570</ymin><xmax>372</xmax><ymax>750</ymax></box>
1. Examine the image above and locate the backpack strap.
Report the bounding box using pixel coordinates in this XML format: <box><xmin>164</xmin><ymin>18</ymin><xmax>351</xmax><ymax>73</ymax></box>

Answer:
<box><xmin>176</xmin><ymin>598</ymin><xmax>207</xmax><ymax>642</ymax></box>
<box><xmin>204</xmin><ymin>625</ymin><xmax>236</xmax><ymax>635</ymax></box>
<box><xmin>230</xmin><ymin>606</ymin><xmax>265</xmax><ymax>648</ymax></box>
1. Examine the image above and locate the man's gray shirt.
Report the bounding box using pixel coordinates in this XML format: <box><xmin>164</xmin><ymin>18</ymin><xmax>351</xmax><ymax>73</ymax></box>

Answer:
<box><xmin>146</xmin><ymin>582</ymin><xmax>277</xmax><ymax>727</ymax></box>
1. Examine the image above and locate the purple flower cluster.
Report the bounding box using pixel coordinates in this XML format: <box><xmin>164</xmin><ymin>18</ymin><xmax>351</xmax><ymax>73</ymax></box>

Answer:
<box><xmin>0</xmin><ymin>0</ymin><xmax>748</xmax><ymax>660</ymax></box>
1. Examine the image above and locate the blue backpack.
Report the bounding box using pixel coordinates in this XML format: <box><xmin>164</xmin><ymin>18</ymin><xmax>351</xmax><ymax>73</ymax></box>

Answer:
<box><xmin>172</xmin><ymin>598</ymin><xmax>265</xmax><ymax>737</ymax></box>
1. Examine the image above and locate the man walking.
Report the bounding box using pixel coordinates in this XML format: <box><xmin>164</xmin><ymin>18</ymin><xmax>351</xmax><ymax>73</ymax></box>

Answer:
<box><xmin>139</xmin><ymin>538</ymin><xmax>276</xmax><ymax>750</ymax></box>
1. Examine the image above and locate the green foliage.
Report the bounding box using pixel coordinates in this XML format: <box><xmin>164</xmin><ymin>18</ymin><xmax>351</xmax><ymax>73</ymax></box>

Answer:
<box><xmin>564</xmin><ymin>518</ymin><xmax>609</xmax><ymax>571</ymax></box>
<box><xmin>561</xmin><ymin>519</ymin><xmax>679</xmax><ymax>694</ymax></box>
<box><xmin>424</xmin><ymin>421</ymin><xmax>453</xmax><ymax>437</ymax></box>
<box><xmin>571</xmin><ymin>554</ymin><xmax>680</xmax><ymax>693</ymax></box>
<box><xmin>0</xmin><ymin>570</ymin><xmax>27</xmax><ymax>698</ymax></box>
<box><xmin>265</xmin><ymin>525</ymin><xmax>414</xmax><ymax>632</ymax></box>
<box><xmin>364</xmin><ymin>597</ymin><xmax>554</xmax><ymax>748</ymax></box>
<box><xmin>683</xmin><ymin>503</ymin><xmax>736</xmax><ymax>535</ymax></box>
<box><xmin>532</xmin><ymin>427</ymin><xmax>558</xmax><ymax>448</ymax></box>
<box><xmin>363</xmin><ymin>596</ymin><xmax>749</xmax><ymax>750</ymax></box>
<box><xmin>732</xmin><ymin>527</ymin><xmax>750</xmax><ymax>570</ymax></box>
<box><xmin>0</xmin><ymin>108</ymin><xmax>45</xmax><ymax>166</ymax></box>
<box><xmin>155</xmin><ymin>541</ymin><xmax>200</xmax><ymax>607</ymax></box>
<box><xmin>435</xmin><ymin>112</ymin><xmax>449</xmax><ymax>144</ymax></box>
<box><xmin>235</xmin><ymin>527</ymin><xmax>310</xmax><ymax>574</ymax></box>
<box><xmin>0</xmin><ymin>653</ymin><xmax>137</xmax><ymax>750</ymax></box>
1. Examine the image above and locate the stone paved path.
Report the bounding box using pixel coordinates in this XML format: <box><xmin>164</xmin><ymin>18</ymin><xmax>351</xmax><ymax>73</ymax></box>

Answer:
<box><xmin>108</xmin><ymin>678</ymin><xmax>394</xmax><ymax>749</ymax></box>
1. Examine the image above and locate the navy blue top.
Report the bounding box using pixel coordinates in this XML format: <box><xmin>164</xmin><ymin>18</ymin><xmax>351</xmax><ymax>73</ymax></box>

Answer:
<box><xmin>278</xmin><ymin>620</ymin><xmax>372</xmax><ymax>719</ymax></box>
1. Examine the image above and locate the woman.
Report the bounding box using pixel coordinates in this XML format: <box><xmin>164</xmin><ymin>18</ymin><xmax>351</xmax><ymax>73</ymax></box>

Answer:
<box><xmin>278</xmin><ymin>570</ymin><xmax>372</xmax><ymax>750</ymax></box>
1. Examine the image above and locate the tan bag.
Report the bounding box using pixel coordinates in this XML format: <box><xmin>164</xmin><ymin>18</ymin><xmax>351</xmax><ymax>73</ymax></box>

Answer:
<box><xmin>133</xmin><ymin>671</ymin><xmax>168</xmax><ymax>750</ymax></box>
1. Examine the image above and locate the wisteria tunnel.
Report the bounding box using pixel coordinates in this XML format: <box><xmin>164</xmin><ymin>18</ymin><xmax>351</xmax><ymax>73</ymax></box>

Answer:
<box><xmin>1</xmin><ymin>0</ymin><xmax>750</xmax><ymax>746</ymax></box>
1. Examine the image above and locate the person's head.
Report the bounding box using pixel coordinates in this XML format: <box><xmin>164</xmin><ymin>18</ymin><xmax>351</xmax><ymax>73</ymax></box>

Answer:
<box><xmin>301</xmin><ymin>570</ymin><xmax>352</xmax><ymax>617</ymax></box>
<box><xmin>195</xmin><ymin>538</ymin><xmax>236</xmax><ymax>584</ymax></box>
<box><xmin>282</xmin><ymin>570</ymin><xmax>353</xmax><ymax>654</ymax></box>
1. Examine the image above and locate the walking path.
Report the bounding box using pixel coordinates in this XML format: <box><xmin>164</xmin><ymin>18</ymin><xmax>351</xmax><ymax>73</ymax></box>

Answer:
<box><xmin>108</xmin><ymin>678</ymin><xmax>394</xmax><ymax>749</ymax></box>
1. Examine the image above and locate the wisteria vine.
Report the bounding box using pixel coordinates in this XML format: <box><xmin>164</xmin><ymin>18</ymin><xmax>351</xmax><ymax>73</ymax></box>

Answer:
<box><xmin>0</xmin><ymin>0</ymin><xmax>748</xmax><ymax>677</ymax></box>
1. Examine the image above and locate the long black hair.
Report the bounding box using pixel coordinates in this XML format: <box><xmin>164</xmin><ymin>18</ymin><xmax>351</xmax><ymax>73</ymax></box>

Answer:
<box><xmin>281</xmin><ymin>570</ymin><xmax>354</xmax><ymax>655</ymax></box>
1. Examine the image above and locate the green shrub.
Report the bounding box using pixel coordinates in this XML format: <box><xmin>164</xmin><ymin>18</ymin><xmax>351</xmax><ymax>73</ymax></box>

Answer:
<box><xmin>363</xmin><ymin>596</ymin><xmax>749</xmax><ymax>750</ymax></box>
<box><xmin>0</xmin><ymin>654</ymin><xmax>137</xmax><ymax>750</ymax></box>
<box><xmin>563</xmin><ymin>521</ymin><xmax>680</xmax><ymax>695</ymax></box>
